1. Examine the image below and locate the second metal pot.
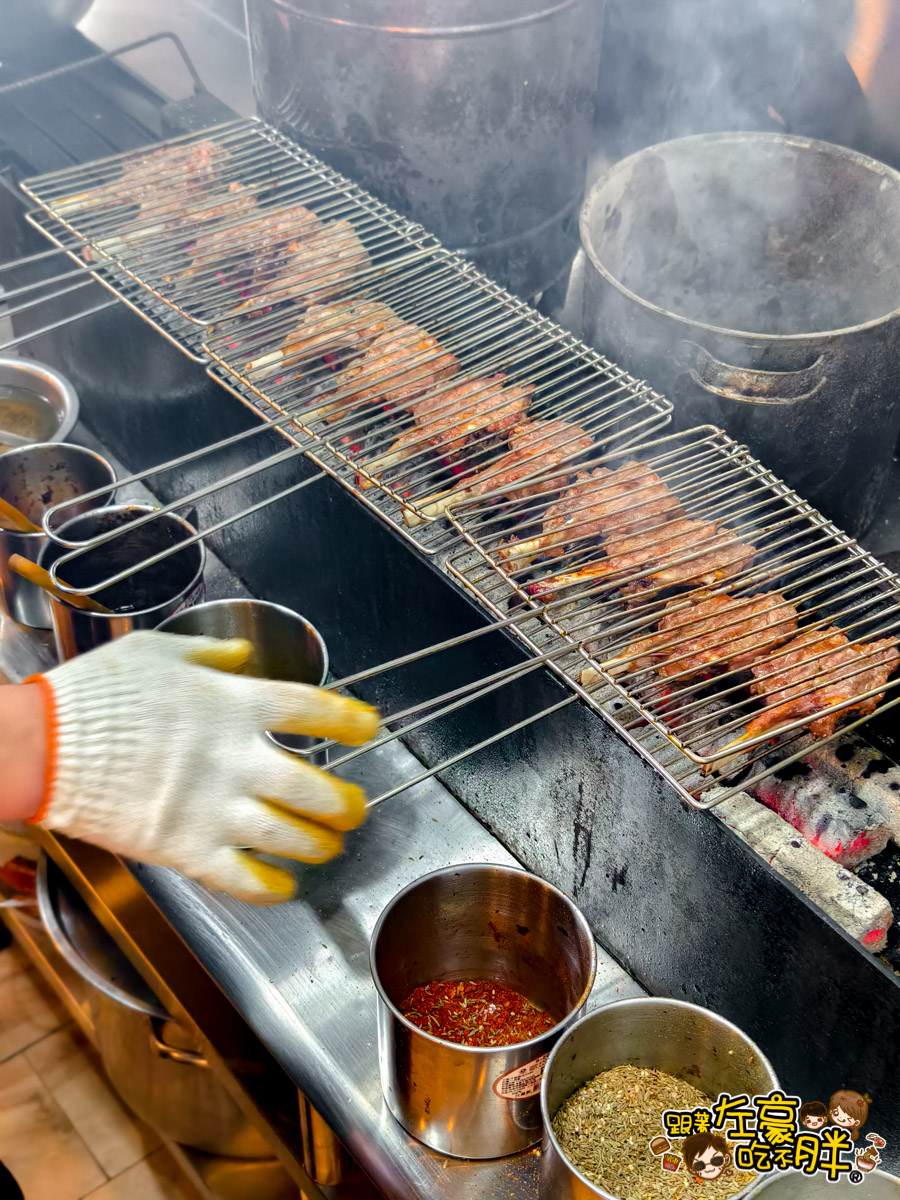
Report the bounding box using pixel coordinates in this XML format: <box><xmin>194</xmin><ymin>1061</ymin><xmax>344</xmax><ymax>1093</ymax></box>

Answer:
<box><xmin>370</xmin><ymin>863</ymin><xmax>597</xmax><ymax>1160</ymax></box>
<box><xmin>540</xmin><ymin>997</ymin><xmax>779</xmax><ymax>1198</ymax></box>
<box><xmin>157</xmin><ymin>597</ymin><xmax>329</xmax><ymax>758</ymax></box>
<box><xmin>580</xmin><ymin>132</ymin><xmax>900</xmax><ymax>537</ymax></box>
<box><xmin>0</xmin><ymin>441</ymin><xmax>115</xmax><ymax>628</ymax></box>
<box><xmin>246</xmin><ymin>0</ymin><xmax>606</xmax><ymax>297</ymax></box>
<box><xmin>36</xmin><ymin>854</ymin><xmax>272</xmax><ymax>1158</ymax></box>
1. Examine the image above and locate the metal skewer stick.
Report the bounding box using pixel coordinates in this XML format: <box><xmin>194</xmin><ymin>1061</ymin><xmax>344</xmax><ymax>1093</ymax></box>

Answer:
<box><xmin>0</xmin><ymin>300</ymin><xmax>118</xmax><ymax>354</ymax></box>
<box><xmin>364</xmin><ymin>696</ymin><xmax>578</xmax><ymax>809</ymax></box>
<box><xmin>48</xmin><ymin>468</ymin><xmax>328</xmax><ymax>595</ymax></box>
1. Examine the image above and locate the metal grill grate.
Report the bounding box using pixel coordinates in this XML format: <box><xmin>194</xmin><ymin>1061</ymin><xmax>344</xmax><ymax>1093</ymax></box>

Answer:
<box><xmin>20</xmin><ymin>118</ymin><xmax>671</xmax><ymax>543</ymax></box>
<box><xmin>443</xmin><ymin>427</ymin><xmax>900</xmax><ymax>806</ymax></box>
<box><xmin>23</xmin><ymin>211</ymin><xmax>208</xmax><ymax>361</ymax></box>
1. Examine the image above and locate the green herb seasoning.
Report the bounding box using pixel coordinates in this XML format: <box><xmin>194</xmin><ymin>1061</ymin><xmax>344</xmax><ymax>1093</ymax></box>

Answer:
<box><xmin>552</xmin><ymin>1065</ymin><xmax>756</xmax><ymax>1200</ymax></box>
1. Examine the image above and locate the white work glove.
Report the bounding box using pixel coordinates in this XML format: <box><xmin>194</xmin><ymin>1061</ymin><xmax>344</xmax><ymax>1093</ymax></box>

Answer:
<box><xmin>28</xmin><ymin>631</ymin><xmax>379</xmax><ymax>905</ymax></box>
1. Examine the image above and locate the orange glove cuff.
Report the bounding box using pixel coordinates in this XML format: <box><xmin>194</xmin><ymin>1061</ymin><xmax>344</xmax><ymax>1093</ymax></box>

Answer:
<box><xmin>23</xmin><ymin>674</ymin><xmax>58</xmax><ymax>825</ymax></box>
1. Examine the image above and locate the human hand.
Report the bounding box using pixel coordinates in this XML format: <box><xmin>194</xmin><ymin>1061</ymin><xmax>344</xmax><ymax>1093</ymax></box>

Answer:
<box><xmin>28</xmin><ymin>631</ymin><xmax>379</xmax><ymax>903</ymax></box>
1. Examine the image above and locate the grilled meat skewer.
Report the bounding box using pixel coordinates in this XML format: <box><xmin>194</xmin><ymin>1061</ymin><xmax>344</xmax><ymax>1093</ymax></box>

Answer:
<box><xmin>86</xmin><ymin>182</ymin><xmax>259</xmax><ymax>264</ymax></box>
<box><xmin>498</xmin><ymin>461</ymin><xmax>684</xmax><ymax>569</ymax></box>
<box><xmin>408</xmin><ymin>418</ymin><xmax>594</xmax><ymax>524</ymax></box>
<box><xmin>57</xmin><ymin>140</ymin><xmax>229</xmax><ymax>216</ymax></box>
<box><xmin>228</xmin><ymin>219</ymin><xmax>370</xmax><ymax>316</ymax></box>
<box><xmin>527</xmin><ymin>519</ymin><xmax>756</xmax><ymax>602</ymax></box>
<box><xmin>185</xmin><ymin>202</ymin><xmax>323</xmax><ymax>274</ymax></box>
<box><xmin>361</xmin><ymin>374</ymin><xmax>533</xmax><ymax>484</ymax></box>
<box><xmin>746</xmin><ymin>627</ymin><xmax>899</xmax><ymax>739</ymax></box>
<box><xmin>619</xmin><ymin>592</ymin><xmax>800</xmax><ymax>680</ymax></box>
<box><xmin>312</xmin><ymin>323</ymin><xmax>460</xmax><ymax>424</ymax></box>
<box><xmin>245</xmin><ymin>298</ymin><xmax>401</xmax><ymax>376</ymax></box>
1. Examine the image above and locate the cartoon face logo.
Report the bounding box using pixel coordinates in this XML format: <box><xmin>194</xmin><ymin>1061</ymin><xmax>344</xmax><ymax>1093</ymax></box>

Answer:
<box><xmin>799</xmin><ymin>1101</ymin><xmax>829</xmax><ymax>1130</ymax></box>
<box><xmin>683</xmin><ymin>1133</ymin><xmax>732</xmax><ymax>1181</ymax></box>
<box><xmin>829</xmin><ymin>1091</ymin><xmax>871</xmax><ymax>1142</ymax></box>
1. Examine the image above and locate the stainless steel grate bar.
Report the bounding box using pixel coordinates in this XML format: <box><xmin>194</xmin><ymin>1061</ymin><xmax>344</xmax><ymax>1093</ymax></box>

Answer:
<box><xmin>22</xmin><ymin>117</ymin><xmax>671</xmax><ymax>548</ymax></box>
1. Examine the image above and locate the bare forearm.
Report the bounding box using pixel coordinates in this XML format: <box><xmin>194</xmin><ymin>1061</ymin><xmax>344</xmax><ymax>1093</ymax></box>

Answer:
<box><xmin>0</xmin><ymin>683</ymin><xmax>46</xmax><ymax>820</ymax></box>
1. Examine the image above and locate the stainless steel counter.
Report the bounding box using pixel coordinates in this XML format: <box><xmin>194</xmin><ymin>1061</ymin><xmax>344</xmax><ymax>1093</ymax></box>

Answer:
<box><xmin>133</xmin><ymin>734</ymin><xmax>643</xmax><ymax>1200</ymax></box>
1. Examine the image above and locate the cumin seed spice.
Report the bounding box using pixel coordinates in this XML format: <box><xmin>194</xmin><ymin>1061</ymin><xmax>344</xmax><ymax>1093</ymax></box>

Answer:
<box><xmin>552</xmin><ymin>1065</ymin><xmax>756</xmax><ymax>1200</ymax></box>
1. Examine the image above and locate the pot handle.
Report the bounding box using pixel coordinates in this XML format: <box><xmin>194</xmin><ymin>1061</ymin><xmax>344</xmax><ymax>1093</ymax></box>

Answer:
<box><xmin>685</xmin><ymin>342</ymin><xmax>828</xmax><ymax>406</ymax></box>
<box><xmin>149</xmin><ymin>1018</ymin><xmax>210</xmax><ymax>1068</ymax></box>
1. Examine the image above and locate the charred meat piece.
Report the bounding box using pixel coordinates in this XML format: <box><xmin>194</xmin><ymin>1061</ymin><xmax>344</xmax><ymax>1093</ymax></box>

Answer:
<box><xmin>186</xmin><ymin>202</ymin><xmax>322</xmax><ymax>273</ymax></box>
<box><xmin>89</xmin><ymin>183</ymin><xmax>260</xmax><ymax>265</ymax></box>
<box><xmin>245</xmin><ymin>298</ymin><xmax>400</xmax><ymax>376</ymax></box>
<box><xmin>499</xmin><ymin>461</ymin><xmax>684</xmax><ymax>568</ymax></box>
<box><xmin>412</xmin><ymin>418</ymin><xmax>594</xmax><ymax>522</ymax></box>
<box><xmin>230</xmin><ymin>219</ymin><xmax>370</xmax><ymax>314</ymax></box>
<box><xmin>746</xmin><ymin>627</ymin><xmax>900</xmax><ymax>739</ymax></box>
<box><xmin>412</xmin><ymin>374</ymin><xmax>533</xmax><ymax>456</ymax></box>
<box><xmin>59</xmin><ymin>140</ymin><xmax>229</xmax><ymax>215</ymax></box>
<box><xmin>368</xmin><ymin>374</ymin><xmax>533</xmax><ymax>479</ymax></box>
<box><xmin>169</xmin><ymin>182</ymin><xmax>258</xmax><ymax>234</ymax></box>
<box><xmin>319</xmin><ymin>323</ymin><xmax>460</xmax><ymax>423</ymax></box>
<box><xmin>621</xmin><ymin>592</ymin><xmax>800</xmax><ymax>680</ymax></box>
<box><xmin>527</xmin><ymin>519</ymin><xmax>756</xmax><ymax>601</ymax></box>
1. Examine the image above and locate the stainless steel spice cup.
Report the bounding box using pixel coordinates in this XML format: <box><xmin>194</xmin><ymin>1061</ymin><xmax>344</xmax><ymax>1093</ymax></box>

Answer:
<box><xmin>539</xmin><ymin>998</ymin><xmax>780</xmax><ymax>1199</ymax></box>
<box><xmin>750</xmin><ymin>1171</ymin><xmax>900</xmax><ymax>1197</ymax></box>
<box><xmin>0</xmin><ymin>442</ymin><xmax>116</xmax><ymax>628</ymax></box>
<box><xmin>370</xmin><ymin>863</ymin><xmax>597</xmax><ymax>1160</ymax></box>
<box><xmin>157</xmin><ymin>598</ymin><xmax>329</xmax><ymax>757</ymax></box>
<box><xmin>0</xmin><ymin>356</ymin><xmax>80</xmax><ymax>444</ymax></box>
<box><xmin>39</xmin><ymin>505</ymin><xmax>205</xmax><ymax>661</ymax></box>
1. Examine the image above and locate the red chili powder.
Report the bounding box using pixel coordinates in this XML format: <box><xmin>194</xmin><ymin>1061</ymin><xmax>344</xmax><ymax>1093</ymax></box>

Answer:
<box><xmin>399</xmin><ymin>979</ymin><xmax>556</xmax><ymax>1047</ymax></box>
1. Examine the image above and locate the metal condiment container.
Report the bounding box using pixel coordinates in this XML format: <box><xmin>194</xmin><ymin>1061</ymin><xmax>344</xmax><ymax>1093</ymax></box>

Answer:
<box><xmin>39</xmin><ymin>504</ymin><xmax>205</xmax><ymax>660</ymax></box>
<box><xmin>370</xmin><ymin>863</ymin><xmax>597</xmax><ymax>1159</ymax></box>
<box><xmin>157</xmin><ymin>598</ymin><xmax>328</xmax><ymax>758</ymax></box>
<box><xmin>751</xmin><ymin>1171</ymin><xmax>900</xmax><ymax>1197</ymax></box>
<box><xmin>0</xmin><ymin>356</ymin><xmax>80</xmax><ymax>444</ymax></box>
<box><xmin>0</xmin><ymin>442</ymin><xmax>115</xmax><ymax>627</ymax></box>
<box><xmin>539</xmin><ymin>997</ymin><xmax>780</xmax><ymax>1198</ymax></box>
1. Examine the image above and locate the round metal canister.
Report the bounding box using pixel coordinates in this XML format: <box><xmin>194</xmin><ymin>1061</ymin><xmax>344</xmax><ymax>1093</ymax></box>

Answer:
<box><xmin>0</xmin><ymin>442</ymin><xmax>116</xmax><ymax>628</ymax></box>
<box><xmin>370</xmin><ymin>862</ymin><xmax>597</xmax><ymax>1159</ymax></box>
<box><xmin>246</xmin><ymin>0</ymin><xmax>606</xmax><ymax>297</ymax></box>
<box><xmin>39</xmin><ymin>504</ymin><xmax>205</xmax><ymax>660</ymax></box>
<box><xmin>0</xmin><ymin>355</ymin><xmax>80</xmax><ymax>445</ymax></box>
<box><xmin>580</xmin><ymin>132</ymin><xmax>900</xmax><ymax>538</ymax></box>
<box><xmin>540</xmin><ymin>997</ymin><xmax>780</xmax><ymax>1198</ymax></box>
<box><xmin>751</xmin><ymin>1170</ymin><xmax>900</xmax><ymax>1197</ymax></box>
<box><xmin>157</xmin><ymin>597</ymin><xmax>329</xmax><ymax>759</ymax></box>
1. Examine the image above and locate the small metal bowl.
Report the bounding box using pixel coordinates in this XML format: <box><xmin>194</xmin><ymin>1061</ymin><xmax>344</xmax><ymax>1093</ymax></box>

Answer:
<box><xmin>0</xmin><ymin>356</ymin><xmax>79</xmax><ymax>446</ymax></box>
<box><xmin>540</xmin><ymin>998</ymin><xmax>780</xmax><ymax>1198</ymax></box>
<box><xmin>0</xmin><ymin>442</ymin><xmax>116</xmax><ymax>628</ymax></box>
<box><xmin>157</xmin><ymin>598</ymin><xmax>329</xmax><ymax>757</ymax></box>
<box><xmin>371</xmin><ymin>863</ymin><xmax>597</xmax><ymax>1160</ymax></box>
<box><xmin>39</xmin><ymin>504</ymin><xmax>206</xmax><ymax>660</ymax></box>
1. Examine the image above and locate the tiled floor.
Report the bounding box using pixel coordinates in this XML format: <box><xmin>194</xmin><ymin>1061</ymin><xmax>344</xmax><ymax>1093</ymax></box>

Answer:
<box><xmin>0</xmin><ymin>940</ymin><xmax>200</xmax><ymax>1200</ymax></box>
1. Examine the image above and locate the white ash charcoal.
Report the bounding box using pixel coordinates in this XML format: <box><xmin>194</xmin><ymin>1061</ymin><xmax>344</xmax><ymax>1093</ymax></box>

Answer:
<box><xmin>749</xmin><ymin>748</ymin><xmax>894</xmax><ymax>868</ymax></box>
<box><xmin>810</xmin><ymin>736</ymin><xmax>900</xmax><ymax>841</ymax></box>
<box><xmin>711</xmin><ymin>788</ymin><xmax>894</xmax><ymax>952</ymax></box>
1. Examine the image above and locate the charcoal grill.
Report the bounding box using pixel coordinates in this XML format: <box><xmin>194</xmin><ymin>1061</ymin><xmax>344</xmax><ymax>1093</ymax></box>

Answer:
<box><xmin>14</xmin><ymin>119</ymin><xmax>900</xmax><ymax>817</ymax></box>
<box><xmin>444</xmin><ymin>426</ymin><xmax>900</xmax><ymax>807</ymax></box>
<box><xmin>3</xmin><ymin>12</ymin><xmax>900</xmax><ymax>1180</ymax></box>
